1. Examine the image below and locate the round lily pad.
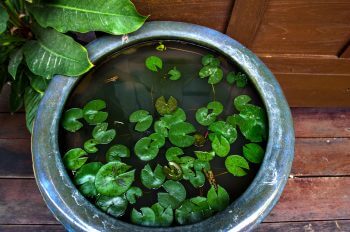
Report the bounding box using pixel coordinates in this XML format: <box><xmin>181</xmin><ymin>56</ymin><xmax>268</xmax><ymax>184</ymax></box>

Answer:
<box><xmin>226</xmin><ymin>72</ymin><xmax>248</xmax><ymax>88</ymax></box>
<box><xmin>165</xmin><ymin>147</ymin><xmax>184</xmax><ymax>163</ymax></box>
<box><xmin>189</xmin><ymin>170</ymin><xmax>205</xmax><ymax>188</ymax></box>
<box><xmin>212</xmin><ymin>135</ymin><xmax>230</xmax><ymax>157</ymax></box>
<box><xmin>83</xmin><ymin>99</ymin><xmax>108</xmax><ymax>125</ymax></box>
<box><xmin>106</xmin><ymin>144</ymin><xmax>130</xmax><ymax>162</ymax></box>
<box><xmin>209</xmin><ymin>121</ymin><xmax>237</xmax><ymax>144</ymax></box>
<box><xmin>225</xmin><ymin>155</ymin><xmax>249</xmax><ymax>176</ymax></box>
<box><xmin>74</xmin><ymin>162</ymin><xmax>103</xmax><ymax>197</ymax></box>
<box><xmin>207</xmin><ymin>185</ymin><xmax>230</xmax><ymax>211</ymax></box>
<box><xmin>199</xmin><ymin>65</ymin><xmax>223</xmax><ymax>85</ymax></box>
<box><xmin>168</xmin><ymin>67</ymin><xmax>181</xmax><ymax>81</ymax></box>
<box><xmin>162</xmin><ymin>108</ymin><xmax>186</xmax><ymax>127</ymax></box>
<box><xmin>155</xmin><ymin>96</ymin><xmax>178</xmax><ymax>116</ymax></box>
<box><xmin>96</xmin><ymin>195</ymin><xmax>128</xmax><ymax>218</ymax></box>
<box><xmin>61</xmin><ymin>108</ymin><xmax>83</xmax><ymax>132</ymax></box>
<box><xmin>131</xmin><ymin>207</ymin><xmax>156</xmax><ymax>226</ymax></box>
<box><xmin>92</xmin><ymin>123</ymin><xmax>116</xmax><ymax>144</ymax></box>
<box><xmin>201</xmin><ymin>54</ymin><xmax>220</xmax><ymax>67</ymax></box>
<box><xmin>141</xmin><ymin>164</ymin><xmax>166</xmax><ymax>189</ymax></box>
<box><xmin>194</xmin><ymin>151</ymin><xmax>215</xmax><ymax>161</ymax></box>
<box><xmin>169</xmin><ymin>122</ymin><xmax>196</xmax><ymax>147</ymax></box>
<box><xmin>158</xmin><ymin>180</ymin><xmax>186</xmax><ymax>209</ymax></box>
<box><xmin>126</xmin><ymin>187</ymin><xmax>143</xmax><ymax>204</ymax></box>
<box><xmin>154</xmin><ymin>120</ymin><xmax>168</xmax><ymax>137</ymax></box>
<box><xmin>134</xmin><ymin>137</ymin><xmax>159</xmax><ymax>161</ymax></box>
<box><xmin>63</xmin><ymin>148</ymin><xmax>88</xmax><ymax>171</ymax></box>
<box><xmin>234</xmin><ymin>95</ymin><xmax>252</xmax><ymax>111</ymax></box>
<box><xmin>243</xmin><ymin>143</ymin><xmax>264</xmax><ymax>163</ymax></box>
<box><xmin>84</xmin><ymin>139</ymin><xmax>98</xmax><ymax>153</ymax></box>
<box><xmin>145</xmin><ymin>55</ymin><xmax>163</xmax><ymax>72</ymax></box>
<box><xmin>95</xmin><ymin>161</ymin><xmax>135</xmax><ymax>196</ymax></box>
<box><xmin>129</xmin><ymin>110</ymin><xmax>153</xmax><ymax>132</ymax></box>
<box><xmin>175</xmin><ymin>197</ymin><xmax>212</xmax><ymax>225</ymax></box>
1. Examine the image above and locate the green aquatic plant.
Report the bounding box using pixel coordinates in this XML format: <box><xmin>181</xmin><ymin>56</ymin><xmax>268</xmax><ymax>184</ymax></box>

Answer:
<box><xmin>60</xmin><ymin>52</ymin><xmax>268</xmax><ymax>227</ymax></box>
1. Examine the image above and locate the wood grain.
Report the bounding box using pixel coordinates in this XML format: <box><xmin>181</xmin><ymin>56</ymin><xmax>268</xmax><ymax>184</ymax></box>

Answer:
<box><xmin>0</xmin><ymin>179</ymin><xmax>59</xmax><ymax>225</ymax></box>
<box><xmin>0</xmin><ymin>113</ymin><xmax>29</xmax><ymax>139</ymax></box>
<box><xmin>340</xmin><ymin>45</ymin><xmax>350</xmax><ymax>58</ymax></box>
<box><xmin>225</xmin><ymin>0</ymin><xmax>268</xmax><ymax>48</ymax></box>
<box><xmin>292</xmin><ymin>108</ymin><xmax>350</xmax><ymax>138</ymax></box>
<box><xmin>257</xmin><ymin>220</ymin><xmax>350</xmax><ymax>232</ymax></box>
<box><xmin>0</xmin><ymin>139</ymin><xmax>33</xmax><ymax>178</ymax></box>
<box><xmin>260</xmin><ymin>55</ymin><xmax>350</xmax><ymax>75</ymax></box>
<box><xmin>292</xmin><ymin>138</ymin><xmax>350</xmax><ymax>176</ymax></box>
<box><xmin>1</xmin><ymin>178</ymin><xmax>349</xmax><ymax>225</ymax></box>
<box><xmin>251</xmin><ymin>0</ymin><xmax>350</xmax><ymax>55</ymax></box>
<box><xmin>265</xmin><ymin>177</ymin><xmax>350</xmax><ymax>222</ymax></box>
<box><xmin>0</xmin><ymin>225</ymin><xmax>65</xmax><ymax>232</ymax></box>
<box><xmin>276</xmin><ymin>73</ymin><xmax>350</xmax><ymax>107</ymax></box>
<box><xmin>132</xmin><ymin>0</ymin><xmax>234</xmax><ymax>32</ymax></box>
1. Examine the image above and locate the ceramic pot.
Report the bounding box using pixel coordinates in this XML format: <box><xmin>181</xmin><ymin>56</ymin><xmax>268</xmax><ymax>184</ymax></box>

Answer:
<box><xmin>32</xmin><ymin>21</ymin><xmax>294</xmax><ymax>232</ymax></box>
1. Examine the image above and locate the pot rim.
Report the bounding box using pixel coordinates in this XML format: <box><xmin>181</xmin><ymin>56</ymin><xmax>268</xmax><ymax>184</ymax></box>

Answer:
<box><xmin>32</xmin><ymin>21</ymin><xmax>294</xmax><ymax>232</ymax></box>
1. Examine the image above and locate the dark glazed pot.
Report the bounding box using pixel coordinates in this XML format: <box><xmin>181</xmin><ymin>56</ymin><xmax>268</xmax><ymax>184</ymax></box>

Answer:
<box><xmin>32</xmin><ymin>21</ymin><xmax>294</xmax><ymax>232</ymax></box>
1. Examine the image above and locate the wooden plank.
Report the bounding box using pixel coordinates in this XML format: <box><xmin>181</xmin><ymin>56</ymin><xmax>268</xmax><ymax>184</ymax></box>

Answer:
<box><xmin>132</xmin><ymin>0</ymin><xmax>234</xmax><ymax>33</ymax></box>
<box><xmin>292</xmin><ymin>108</ymin><xmax>350</xmax><ymax>138</ymax></box>
<box><xmin>1</xmin><ymin>178</ymin><xmax>349</xmax><ymax>225</ymax></box>
<box><xmin>276</xmin><ymin>73</ymin><xmax>350</xmax><ymax>107</ymax></box>
<box><xmin>0</xmin><ymin>139</ymin><xmax>33</xmax><ymax>178</ymax></box>
<box><xmin>257</xmin><ymin>220</ymin><xmax>350</xmax><ymax>232</ymax></box>
<box><xmin>292</xmin><ymin>138</ymin><xmax>350</xmax><ymax>176</ymax></box>
<box><xmin>251</xmin><ymin>0</ymin><xmax>350</xmax><ymax>55</ymax></box>
<box><xmin>0</xmin><ymin>113</ymin><xmax>29</xmax><ymax>139</ymax></box>
<box><xmin>340</xmin><ymin>45</ymin><xmax>350</xmax><ymax>58</ymax></box>
<box><xmin>225</xmin><ymin>0</ymin><xmax>268</xmax><ymax>48</ymax></box>
<box><xmin>0</xmin><ymin>225</ymin><xmax>65</xmax><ymax>232</ymax></box>
<box><xmin>265</xmin><ymin>177</ymin><xmax>350</xmax><ymax>222</ymax></box>
<box><xmin>0</xmin><ymin>179</ymin><xmax>59</xmax><ymax>225</ymax></box>
<box><xmin>259</xmin><ymin>55</ymin><xmax>350</xmax><ymax>75</ymax></box>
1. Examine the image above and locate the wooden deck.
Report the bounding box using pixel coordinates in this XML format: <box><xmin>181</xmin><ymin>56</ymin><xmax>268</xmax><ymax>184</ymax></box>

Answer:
<box><xmin>0</xmin><ymin>84</ymin><xmax>349</xmax><ymax>231</ymax></box>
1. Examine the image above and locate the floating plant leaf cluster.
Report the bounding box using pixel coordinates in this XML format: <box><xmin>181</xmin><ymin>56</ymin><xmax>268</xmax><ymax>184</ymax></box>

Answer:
<box><xmin>61</xmin><ymin>51</ymin><xmax>267</xmax><ymax>227</ymax></box>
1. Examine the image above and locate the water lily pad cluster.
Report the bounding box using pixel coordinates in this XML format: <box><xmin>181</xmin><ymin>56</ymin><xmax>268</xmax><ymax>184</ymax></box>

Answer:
<box><xmin>60</xmin><ymin>53</ymin><xmax>268</xmax><ymax>227</ymax></box>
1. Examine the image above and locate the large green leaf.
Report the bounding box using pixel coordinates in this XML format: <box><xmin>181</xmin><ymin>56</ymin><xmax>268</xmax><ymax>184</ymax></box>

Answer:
<box><xmin>0</xmin><ymin>5</ymin><xmax>8</xmax><ymax>34</ymax></box>
<box><xmin>23</xmin><ymin>25</ymin><xmax>93</xmax><ymax>78</ymax></box>
<box><xmin>24</xmin><ymin>86</ymin><xmax>42</xmax><ymax>133</ymax></box>
<box><xmin>207</xmin><ymin>185</ymin><xmax>230</xmax><ymax>211</ymax></box>
<box><xmin>141</xmin><ymin>164</ymin><xmax>166</xmax><ymax>189</ymax></box>
<box><xmin>8</xmin><ymin>49</ymin><xmax>23</xmax><ymax>80</ymax></box>
<box><xmin>27</xmin><ymin>0</ymin><xmax>147</xmax><ymax>35</ymax></box>
<box><xmin>158</xmin><ymin>180</ymin><xmax>186</xmax><ymax>209</ymax></box>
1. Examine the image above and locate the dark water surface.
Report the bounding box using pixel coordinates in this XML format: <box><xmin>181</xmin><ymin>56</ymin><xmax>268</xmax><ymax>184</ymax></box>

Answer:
<box><xmin>59</xmin><ymin>40</ymin><xmax>267</xmax><ymax>225</ymax></box>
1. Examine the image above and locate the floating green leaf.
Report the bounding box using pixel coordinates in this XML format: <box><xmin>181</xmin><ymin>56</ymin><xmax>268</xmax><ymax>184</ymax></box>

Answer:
<box><xmin>209</xmin><ymin>121</ymin><xmax>237</xmax><ymax>144</ymax></box>
<box><xmin>83</xmin><ymin>99</ymin><xmax>108</xmax><ymax>125</ymax></box>
<box><xmin>243</xmin><ymin>143</ymin><xmax>264</xmax><ymax>163</ymax></box>
<box><xmin>165</xmin><ymin>147</ymin><xmax>184</xmax><ymax>163</ymax></box>
<box><xmin>95</xmin><ymin>161</ymin><xmax>135</xmax><ymax>196</ymax></box>
<box><xmin>226</xmin><ymin>72</ymin><xmax>248</xmax><ymax>88</ymax></box>
<box><xmin>168</xmin><ymin>67</ymin><xmax>181</xmax><ymax>80</ymax></box>
<box><xmin>126</xmin><ymin>187</ymin><xmax>143</xmax><ymax>204</ymax></box>
<box><xmin>201</xmin><ymin>54</ymin><xmax>220</xmax><ymax>67</ymax></box>
<box><xmin>96</xmin><ymin>195</ymin><xmax>128</xmax><ymax>218</ymax></box>
<box><xmin>154</xmin><ymin>120</ymin><xmax>168</xmax><ymax>137</ymax></box>
<box><xmin>131</xmin><ymin>207</ymin><xmax>156</xmax><ymax>226</ymax></box>
<box><xmin>63</xmin><ymin>148</ymin><xmax>88</xmax><ymax>171</ymax></box>
<box><xmin>61</xmin><ymin>108</ymin><xmax>83</xmax><ymax>132</ymax></box>
<box><xmin>145</xmin><ymin>56</ymin><xmax>162</xmax><ymax>72</ymax></box>
<box><xmin>161</xmin><ymin>108</ymin><xmax>186</xmax><ymax>127</ymax></box>
<box><xmin>155</xmin><ymin>96</ymin><xmax>178</xmax><ymax>116</ymax></box>
<box><xmin>74</xmin><ymin>162</ymin><xmax>103</xmax><ymax>197</ymax></box>
<box><xmin>175</xmin><ymin>197</ymin><xmax>212</xmax><ymax>225</ymax></box>
<box><xmin>92</xmin><ymin>123</ymin><xmax>116</xmax><ymax>144</ymax></box>
<box><xmin>27</xmin><ymin>0</ymin><xmax>147</xmax><ymax>35</ymax></box>
<box><xmin>129</xmin><ymin>109</ymin><xmax>153</xmax><ymax>132</ymax></box>
<box><xmin>212</xmin><ymin>135</ymin><xmax>230</xmax><ymax>157</ymax></box>
<box><xmin>195</xmin><ymin>101</ymin><xmax>223</xmax><ymax>126</ymax></box>
<box><xmin>207</xmin><ymin>185</ymin><xmax>230</xmax><ymax>211</ymax></box>
<box><xmin>158</xmin><ymin>180</ymin><xmax>186</xmax><ymax>209</ymax></box>
<box><xmin>233</xmin><ymin>95</ymin><xmax>267</xmax><ymax>142</ymax></box>
<box><xmin>163</xmin><ymin>162</ymin><xmax>183</xmax><ymax>181</ymax></box>
<box><xmin>0</xmin><ymin>5</ymin><xmax>8</xmax><ymax>34</ymax></box>
<box><xmin>8</xmin><ymin>49</ymin><xmax>23</xmax><ymax>79</ymax></box>
<box><xmin>106</xmin><ymin>144</ymin><xmax>130</xmax><ymax>162</ymax></box>
<box><xmin>23</xmin><ymin>25</ymin><xmax>93</xmax><ymax>78</ymax></box>
<box><xmin>189</xmin><ymin>170</ymin><xmax>205</xmax><ymax>188</ymax></box>
<box><xmin>134</xmin><ymin>137</ymin><xmax>159</xmax><ymax>161</ymax></box>
<box><xmin>84</xmin><ymin>139</ymin><xmax>98</xmax><ymax>153</ymax></box>
<box><xmin>141</xmin><ymin>164</ymin><xmax>166</xmax><ymax>189</ymax></box>
<box><xmin>193</xmin><ymin>159</ymin><xmax>211</xmax><ymax>172</ymax></box>
<box><xmin>131</xmin><ymin>203</ymin><xmax>173</xmax><ymax>227</ymax></box>
<box><xmin>169</xmin><ymin>122</ymin><xmax>196</xmax><ymax>147</ymax></box>
<box><xmin>194</xmin><ymin>151</ymin><xmax>215</xmax><ymax>162</ymax></box>
<box><xmin>149</xmin><ymin>132</ymin><xmax>165</xmax><ymax>148</ymax></box>
<box><xmin>199</xmin><ymin>65</ymin><xmax>223</xmax><ymax>85</ymax></box>
<box><xmin>225</xmin><ymin>155</ymin><xmax>249</xmax><ymax>176</ymax></box>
